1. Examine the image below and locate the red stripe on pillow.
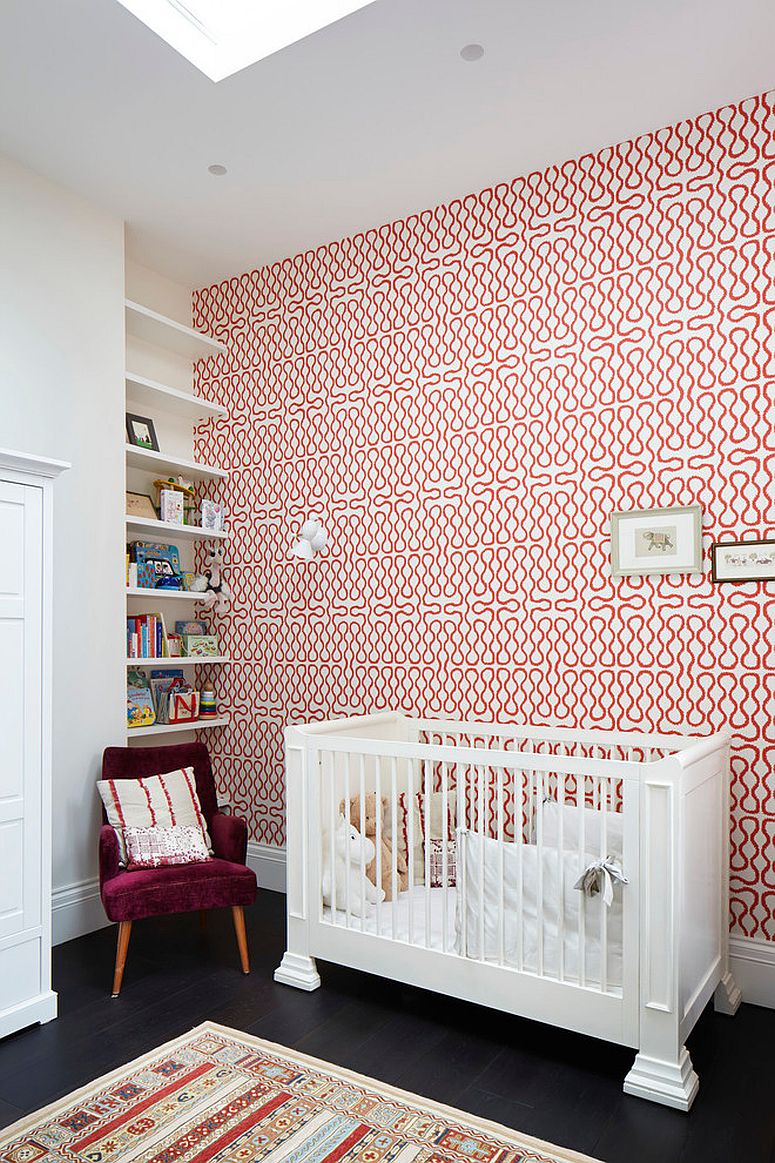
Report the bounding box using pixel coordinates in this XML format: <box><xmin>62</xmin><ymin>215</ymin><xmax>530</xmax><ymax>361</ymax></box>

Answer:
<box><xmin>108</xmin><ymin>780</ymin><xmax>127</xmax><ymax>829</ymax></box>
<box><xmin>181</xmin><ymin>767</ymin><xmax>207</xmax><ymax>834</ymax></box>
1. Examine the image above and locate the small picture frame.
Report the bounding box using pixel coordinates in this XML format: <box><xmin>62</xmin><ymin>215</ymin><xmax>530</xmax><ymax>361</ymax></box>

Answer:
<box><xmin>611</xmin><ymin>505</ymin><xmax>703</xmax><ymax>577</ymax></box>
<box><xmin>711</xmin><ymin>538</ymin><xmax>775</xmax><ymax>584</ymax></box>
<box><xmin>126</xmin><ymin>412</ymin><xmax>159</xmax><ymax>451</ymax></box>
<box><xmin>125</xmin><ymin>491</ymin><xmax>157</xmax><ymax>520</ymax></box>
<box><xmin>201</xmin><ymin>499</ymin><xmax>225</xmax><ymax>532</ymax></box>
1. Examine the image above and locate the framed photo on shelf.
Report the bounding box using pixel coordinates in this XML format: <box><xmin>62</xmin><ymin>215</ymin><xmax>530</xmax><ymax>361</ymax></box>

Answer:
<box><xmin>126</xmin><ymin>491</ymin><xmax>157</xmax><ymax>520</ymax></box>
<box><xmin>126</xmin><ymin>412</ymin><xmax>159</xmax><ymax>451</ymax></box>
<box><xmin>201</xmin><ymin>498</ymin><xmax>225</xmax><ymax>532</ymax></box>
<box><xmin>711</xmin><ymin>538</ymin><xmax>775</xmax><ymax>584</ymax></box>
<box><xmin>610</xmin><ymin>504</ymin><xmax>703</xmax><ymax>577</ymax></box>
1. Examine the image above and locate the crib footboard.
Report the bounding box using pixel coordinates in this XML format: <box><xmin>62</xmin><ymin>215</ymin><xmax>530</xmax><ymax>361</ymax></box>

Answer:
<box><xmin>624</xmin><ymin>731</ymin><xmax>740</xmax><ymax>1111</ymax></box>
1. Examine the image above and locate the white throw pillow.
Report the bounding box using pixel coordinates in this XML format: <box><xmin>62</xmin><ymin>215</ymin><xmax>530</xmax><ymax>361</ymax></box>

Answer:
<box><xmin>97</xmin><ymin>766</ymin><xmax>212</xmax><ymax>864</ymax></box>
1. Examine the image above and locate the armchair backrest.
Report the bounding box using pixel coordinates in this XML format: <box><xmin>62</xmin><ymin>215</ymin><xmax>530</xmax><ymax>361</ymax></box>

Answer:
<box><xmin>101</xmin><ymin>742</ymin><xmax>219</xmax><ymax>825</ymax></box>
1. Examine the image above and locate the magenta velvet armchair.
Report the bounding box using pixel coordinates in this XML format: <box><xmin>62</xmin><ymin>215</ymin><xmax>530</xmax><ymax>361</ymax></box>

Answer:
<box><xmin>99</xmin><ymin>742</ymin><xmax>257</xmax><ymax>996</ymax></box>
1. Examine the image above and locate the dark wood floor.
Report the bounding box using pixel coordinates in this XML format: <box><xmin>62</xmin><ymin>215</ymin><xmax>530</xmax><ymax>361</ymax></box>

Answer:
<box><xmin>0</xmin><ymin>891</ymin><xmax>772</xmax><ymax>1161</ymax></box>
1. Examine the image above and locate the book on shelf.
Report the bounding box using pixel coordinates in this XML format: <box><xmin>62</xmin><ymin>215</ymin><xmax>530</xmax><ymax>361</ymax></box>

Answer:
<box><xmin>126</xmin><ymin>611</ymin><xmax>169</xmax><ymax>659</ymax></box>
<box><xmin>127</xmin><ymin>668</ymin><xmax>156</xmax><ymax>729</ymax></box>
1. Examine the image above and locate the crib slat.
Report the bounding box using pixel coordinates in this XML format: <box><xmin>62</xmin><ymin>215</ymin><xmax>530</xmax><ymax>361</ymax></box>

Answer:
<box><xmin>407</xmin><ymin>757</ymin><xmax>415</xmax><ymax>941</ymax></box>
<box><xmin>328</xmin><ymin>751</ymin><xmax>337</xmax><ymax>924</ymax></box>
<box><xmin>423</xmin><ymin>757</ymin><xmax>431</xmax><ymax>950</ymax></box>
<box><xmin>557</xmin><ymin>757</ymin><xmax>565</xmax><ymax>983</ymax></box>
<box><xmin>536</xmin><ymin>765</ymin><xmax>544</xmax><ymax>978</ymax></box>
<box><xmin>344</xmin><ymin>754</ymin><xmax>351</xmax><ymax>928</ymax></box>
<box><xmin>497</xmin><ymin>762</ymin><xmax>505</xmax><ymax>967</ymax></box>
<box><xmin>577</xmin><ymin>767</ymin><xmax>586</xmax><ymax>988</ymax></box>
<box><xmin>359</xmin><ymin>754</ymin><xmax>366</xmax><ymax>933</ymax></box>
<box><xmin>600</xmin><ymin>772</ymin><xmax>609</xmax><ymax>993</ymax></box>
<box><xmin>390</xmin><ymin>756</ymin><xmax>398</xmax><ymax>941</ymax></box>
<box><xmin>375</xmin><ymin>756</ymin><xmax>382</xmax><ymax>935</ymax></box>
<box><xmin>477</xmin><ymin>762</ymin><xmax>485</xmax><ymax>961</ymax></box>
<box><xmin>441</xmin><ymin>758</ymin><xmax>449</xmax><ymax>954</ymax></box>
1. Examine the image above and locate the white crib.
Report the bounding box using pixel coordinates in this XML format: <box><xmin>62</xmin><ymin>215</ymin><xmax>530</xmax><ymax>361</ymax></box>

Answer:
<box><xmin>275</xmin><ymin>712</ymin><xmax>741</xmax><ymax>1110</ymax></box>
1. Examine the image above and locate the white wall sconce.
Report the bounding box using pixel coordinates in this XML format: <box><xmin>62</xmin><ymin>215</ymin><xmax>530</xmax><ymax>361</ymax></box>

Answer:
<box><xmin>290</xmin><ymin>519</ymin><xmax>328</xmax><ymax>561</ymax></box>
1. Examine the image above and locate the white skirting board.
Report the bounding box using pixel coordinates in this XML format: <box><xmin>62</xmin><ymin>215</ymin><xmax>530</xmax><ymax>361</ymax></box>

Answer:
<box><xmin>246</xmin><ymin>842</ymin><xmax>287</xmax><ymax>893</ymax></box>
<box><xmin>730</xmin><ymin>935</ymin><xmax>775</xmax><ymax>1009</ymax></box>
<box><xmin>52</xmin><ymin>877</ymin><xmax>109</xmax><ymax>946</ymax></box>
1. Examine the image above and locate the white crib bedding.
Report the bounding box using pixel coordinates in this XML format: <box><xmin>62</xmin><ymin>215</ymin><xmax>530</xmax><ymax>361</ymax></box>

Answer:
<box><xmin>322</xmin><ymin>845</ymin><xmax>623</xmax><ymax>991</ymax></box>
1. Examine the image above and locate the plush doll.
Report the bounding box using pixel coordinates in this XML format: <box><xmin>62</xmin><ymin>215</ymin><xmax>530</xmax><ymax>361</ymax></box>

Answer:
<box><xmin>202</xmin><ymin>545</ymin><xmax>230</xmax><ymax>614</ymax></box>
<box><xmin>346</xmin><ymin>794</ymin><xmax>409</xmax><ymax>901</ymax></box>
<box><xmin>322</xmin><ymin>815</ymin><xmax>385</xmax><ymax>916</ymax></box>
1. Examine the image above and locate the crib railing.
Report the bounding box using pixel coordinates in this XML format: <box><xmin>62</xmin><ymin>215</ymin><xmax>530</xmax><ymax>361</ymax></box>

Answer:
<box><xmin>316</xmin><ymin>731</ymin><xmax>640</xmax><ymax>996</ymax></box>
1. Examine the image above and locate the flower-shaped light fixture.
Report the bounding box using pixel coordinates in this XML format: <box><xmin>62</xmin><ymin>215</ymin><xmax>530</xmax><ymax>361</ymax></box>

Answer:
<box><xmin>290</xmin><ymin>519</ymin><xmax>328</xmax><ymax>561</ymax></box>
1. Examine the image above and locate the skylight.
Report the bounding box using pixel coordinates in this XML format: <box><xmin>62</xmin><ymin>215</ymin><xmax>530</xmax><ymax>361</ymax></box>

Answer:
<box><xmin>115</xmin><ymin>0</ymin><xmax>377</xmax><ymax>82</ymax></box>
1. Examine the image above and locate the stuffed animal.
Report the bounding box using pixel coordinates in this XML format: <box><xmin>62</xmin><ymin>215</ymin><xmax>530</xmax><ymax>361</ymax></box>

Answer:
<box><xmin>202</xmin><ymin>545</ymin><xmax>230</xmax><ymax>614</ymax></box>
<box><xmin>345</xmin><ymin>794</ymin><xmax>409</xmax><ymax>901</ymax></box>
<box><xmin>322</xmin><ymin>815</ymin><xmax>385</xmax><ymax>916</ymax></box>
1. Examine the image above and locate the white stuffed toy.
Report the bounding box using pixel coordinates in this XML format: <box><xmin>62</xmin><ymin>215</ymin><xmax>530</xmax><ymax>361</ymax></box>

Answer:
<box><xmin>322</xmin><ymin>815</ymin><xmax>385</xmax><ymax>916</ymax></box>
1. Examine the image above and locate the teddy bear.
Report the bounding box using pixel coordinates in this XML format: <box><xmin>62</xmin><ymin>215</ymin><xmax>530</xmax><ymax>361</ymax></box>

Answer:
<box><xmin>345</xmin><ymin>793</ymin><xmax>409</xmax><ymax>901</ymax></box>
<box><xmin>322</xmin><ymin>815</ymin><xmax>385</xmax><ymax>916</ymax></box>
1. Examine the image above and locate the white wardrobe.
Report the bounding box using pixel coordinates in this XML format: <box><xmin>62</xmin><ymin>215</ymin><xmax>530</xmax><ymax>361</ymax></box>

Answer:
<box><xmin>0</xmin><ymin>448</ymin><xmax>69</xmax><ymax>1038</ymax></box>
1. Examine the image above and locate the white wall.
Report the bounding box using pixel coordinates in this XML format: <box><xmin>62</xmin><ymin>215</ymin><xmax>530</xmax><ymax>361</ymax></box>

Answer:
<box><xmin>0</xmin><ymin>154</ymin><xmax>126</xmax><ymax>941</ymax></box>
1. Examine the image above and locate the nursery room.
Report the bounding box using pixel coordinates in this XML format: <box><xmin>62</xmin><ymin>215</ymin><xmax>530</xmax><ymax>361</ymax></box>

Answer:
<box><xmin>0</xmin><ymin>1</ymin><xmax>773</xmax><ymax>1161</ymax></box>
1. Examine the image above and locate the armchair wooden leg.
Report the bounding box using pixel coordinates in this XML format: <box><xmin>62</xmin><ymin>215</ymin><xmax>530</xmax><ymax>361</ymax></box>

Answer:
<box><xmin>112</xmin><ymin>921</ymin><xmax>132</xmax><ymax>997</ymax></box>
<box><xmin>199</xmin><ymin>909</ymin><xmax>208</xmax><ymax>932</ymax></box>
<box><xmin>231</xmin><ymin>906</ymin><xmax>250</xmax><ymax>974</ymax></box>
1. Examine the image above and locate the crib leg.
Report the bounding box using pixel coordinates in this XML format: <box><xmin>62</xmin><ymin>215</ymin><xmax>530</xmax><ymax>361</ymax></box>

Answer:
<box><xmin>713</xmin><ymin>969</ymin><xmax>742</xmax><ymax>1015</ymax></box>
<box><xmin>274</xmin><ymin>951</ymin><xmax>321</xmax><ymax>991</ymax></box>
<box><xmin>624</xmin><ymin>1047</ymin><xmax>699</xmax><ymax>1111</ymax></box>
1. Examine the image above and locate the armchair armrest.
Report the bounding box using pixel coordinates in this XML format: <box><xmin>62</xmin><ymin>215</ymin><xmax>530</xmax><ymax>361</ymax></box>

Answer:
<box><xmin>211</xmin><ymin>811</ymin><xmax>248</xmax><ymax>865</ymax></box>
<box><xmin>99</xmin><ymin>824</ymin><xmax>121</xmax><ymax>886</ymax></box>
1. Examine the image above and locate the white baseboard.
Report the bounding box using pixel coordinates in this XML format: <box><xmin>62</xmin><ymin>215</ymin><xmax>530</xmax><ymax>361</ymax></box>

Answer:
<box><xmin>247</xmin><ymin>842</ymin><xmax>287</xmax><ymax>893</ymax></box>
<box><xmin>52</xmin><ymin>877</ymin><xmax>109</xmax><ymax>946</ymax></box>
<box><xmin>730</xmin><ymin>935</ymin><xmax>775</xmax><ymax>1009</ymax></box>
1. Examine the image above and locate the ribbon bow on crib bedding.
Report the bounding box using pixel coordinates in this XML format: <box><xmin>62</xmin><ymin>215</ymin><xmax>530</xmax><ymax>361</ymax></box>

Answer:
<box><xmin>574</xmin><ymin>858</ymin><xmax>628</xmax><ymax>907</ymax></box>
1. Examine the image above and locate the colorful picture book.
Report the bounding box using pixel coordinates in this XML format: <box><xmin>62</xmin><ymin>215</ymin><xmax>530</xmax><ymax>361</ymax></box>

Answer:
<box><xmin>128</xmin><ymin>541</ymin><xmax>182</xmax><ymax>589</ymax></box>
<box><xmin>126</xmin><ymin>669</ymin><xmax>156</xmax><ymax>729</ymax></box>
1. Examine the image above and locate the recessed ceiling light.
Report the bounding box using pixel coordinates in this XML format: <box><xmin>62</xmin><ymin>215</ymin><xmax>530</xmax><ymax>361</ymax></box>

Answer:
<box><xmin>208</xmin><ymin>163</ymin><xmax>228</xmax><ymax>176</ymax></box>
<box><xmin>115</xmin><ymin>0</ymin><xmax>378</xmax><ymax>82</ymax></box>
<box><xmin>460</xmin><ymin>43</ymin><xmax>484</xmax><ymax>62</ymax></box>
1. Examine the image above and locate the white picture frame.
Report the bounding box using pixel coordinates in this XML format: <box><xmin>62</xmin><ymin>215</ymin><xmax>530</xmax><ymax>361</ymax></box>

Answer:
<box><xmin>610</xmin><ymin>504</ymin><xmax>703</xmax><ymax>577</ymax></box>
<box><xmin>201</xmin><ymin>499</ymin><xmax>225</xmax><ymax>532</ymax></box>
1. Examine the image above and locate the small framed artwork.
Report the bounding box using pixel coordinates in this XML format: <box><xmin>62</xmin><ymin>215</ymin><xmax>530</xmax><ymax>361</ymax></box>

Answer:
<box><xmin>125</xmin><ymin>491</ymin><xmax>157</xmax><ymax>519</ymax></box>
<box><xmin>711</xmin><ymin>538</ymin><xmax>775</xmax><ymax>584</ymax></box>
<box><xmin>126</xmin><ymin>412</ymin><xmax>159</xmax><ymax>451</ymax></box>
<box><xmin>201</xmin><ymin>499</ymin><xmax>225</xmax><ymax>532</ymax></box>
<box><xmin>611</xmin><ymin>505</ymin><xmax>703</xmax><ymax>577</ymax></box>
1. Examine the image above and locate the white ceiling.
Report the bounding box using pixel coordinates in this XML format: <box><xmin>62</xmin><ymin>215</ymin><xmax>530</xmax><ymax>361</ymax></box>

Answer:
<box><xmin>1</xmin><ymin>0</ymin><xmax>773</xmax><ymax>289</ymax></box>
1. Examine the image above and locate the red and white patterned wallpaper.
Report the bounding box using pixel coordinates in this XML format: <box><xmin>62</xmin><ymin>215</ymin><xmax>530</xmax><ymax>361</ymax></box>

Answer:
<box><xmin>194</xmin><ymin>91</ymin><xmax>774</xmax><ymax>941</ymax></box>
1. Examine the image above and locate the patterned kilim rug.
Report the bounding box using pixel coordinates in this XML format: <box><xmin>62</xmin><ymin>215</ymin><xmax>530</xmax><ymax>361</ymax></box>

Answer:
<box><xmin>0</xmin><ymin>1022</ymin><xmax>602</xmax><ymax>1163</ymax></box>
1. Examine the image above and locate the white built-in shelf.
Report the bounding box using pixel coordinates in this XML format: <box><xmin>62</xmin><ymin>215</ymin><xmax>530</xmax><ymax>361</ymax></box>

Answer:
<box><xmin>125</xmin><ymin>444</ymin><xmax>227</xmax><ymax>481</ymax></box>
<box><xmin>126</xmin><ymin>587</ymin><xmax>205</xmax><ymax>602</ymax></box>
<box><xmin>125</xmin><ymin>299</ymin><xmax>226</xmax><ymax>360</ymax></box>
<box><xmin>126</xmin><ymin>656</ymin><xmax>230</xmax><ymax>667</ymax></box>
<box><xmin>125</xmin><ymin>373</ymin><xmax>227</xmax><ymax>421</ymax></box>
<box><xmin>127</xmin><ymin>716</ymin><xmax>230</xmax><ymax>739</ymax></box>
<box><xmin>125</xmin><ymin>515</ymin><xmax>229</xmax><ymax>542</ymax></box>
